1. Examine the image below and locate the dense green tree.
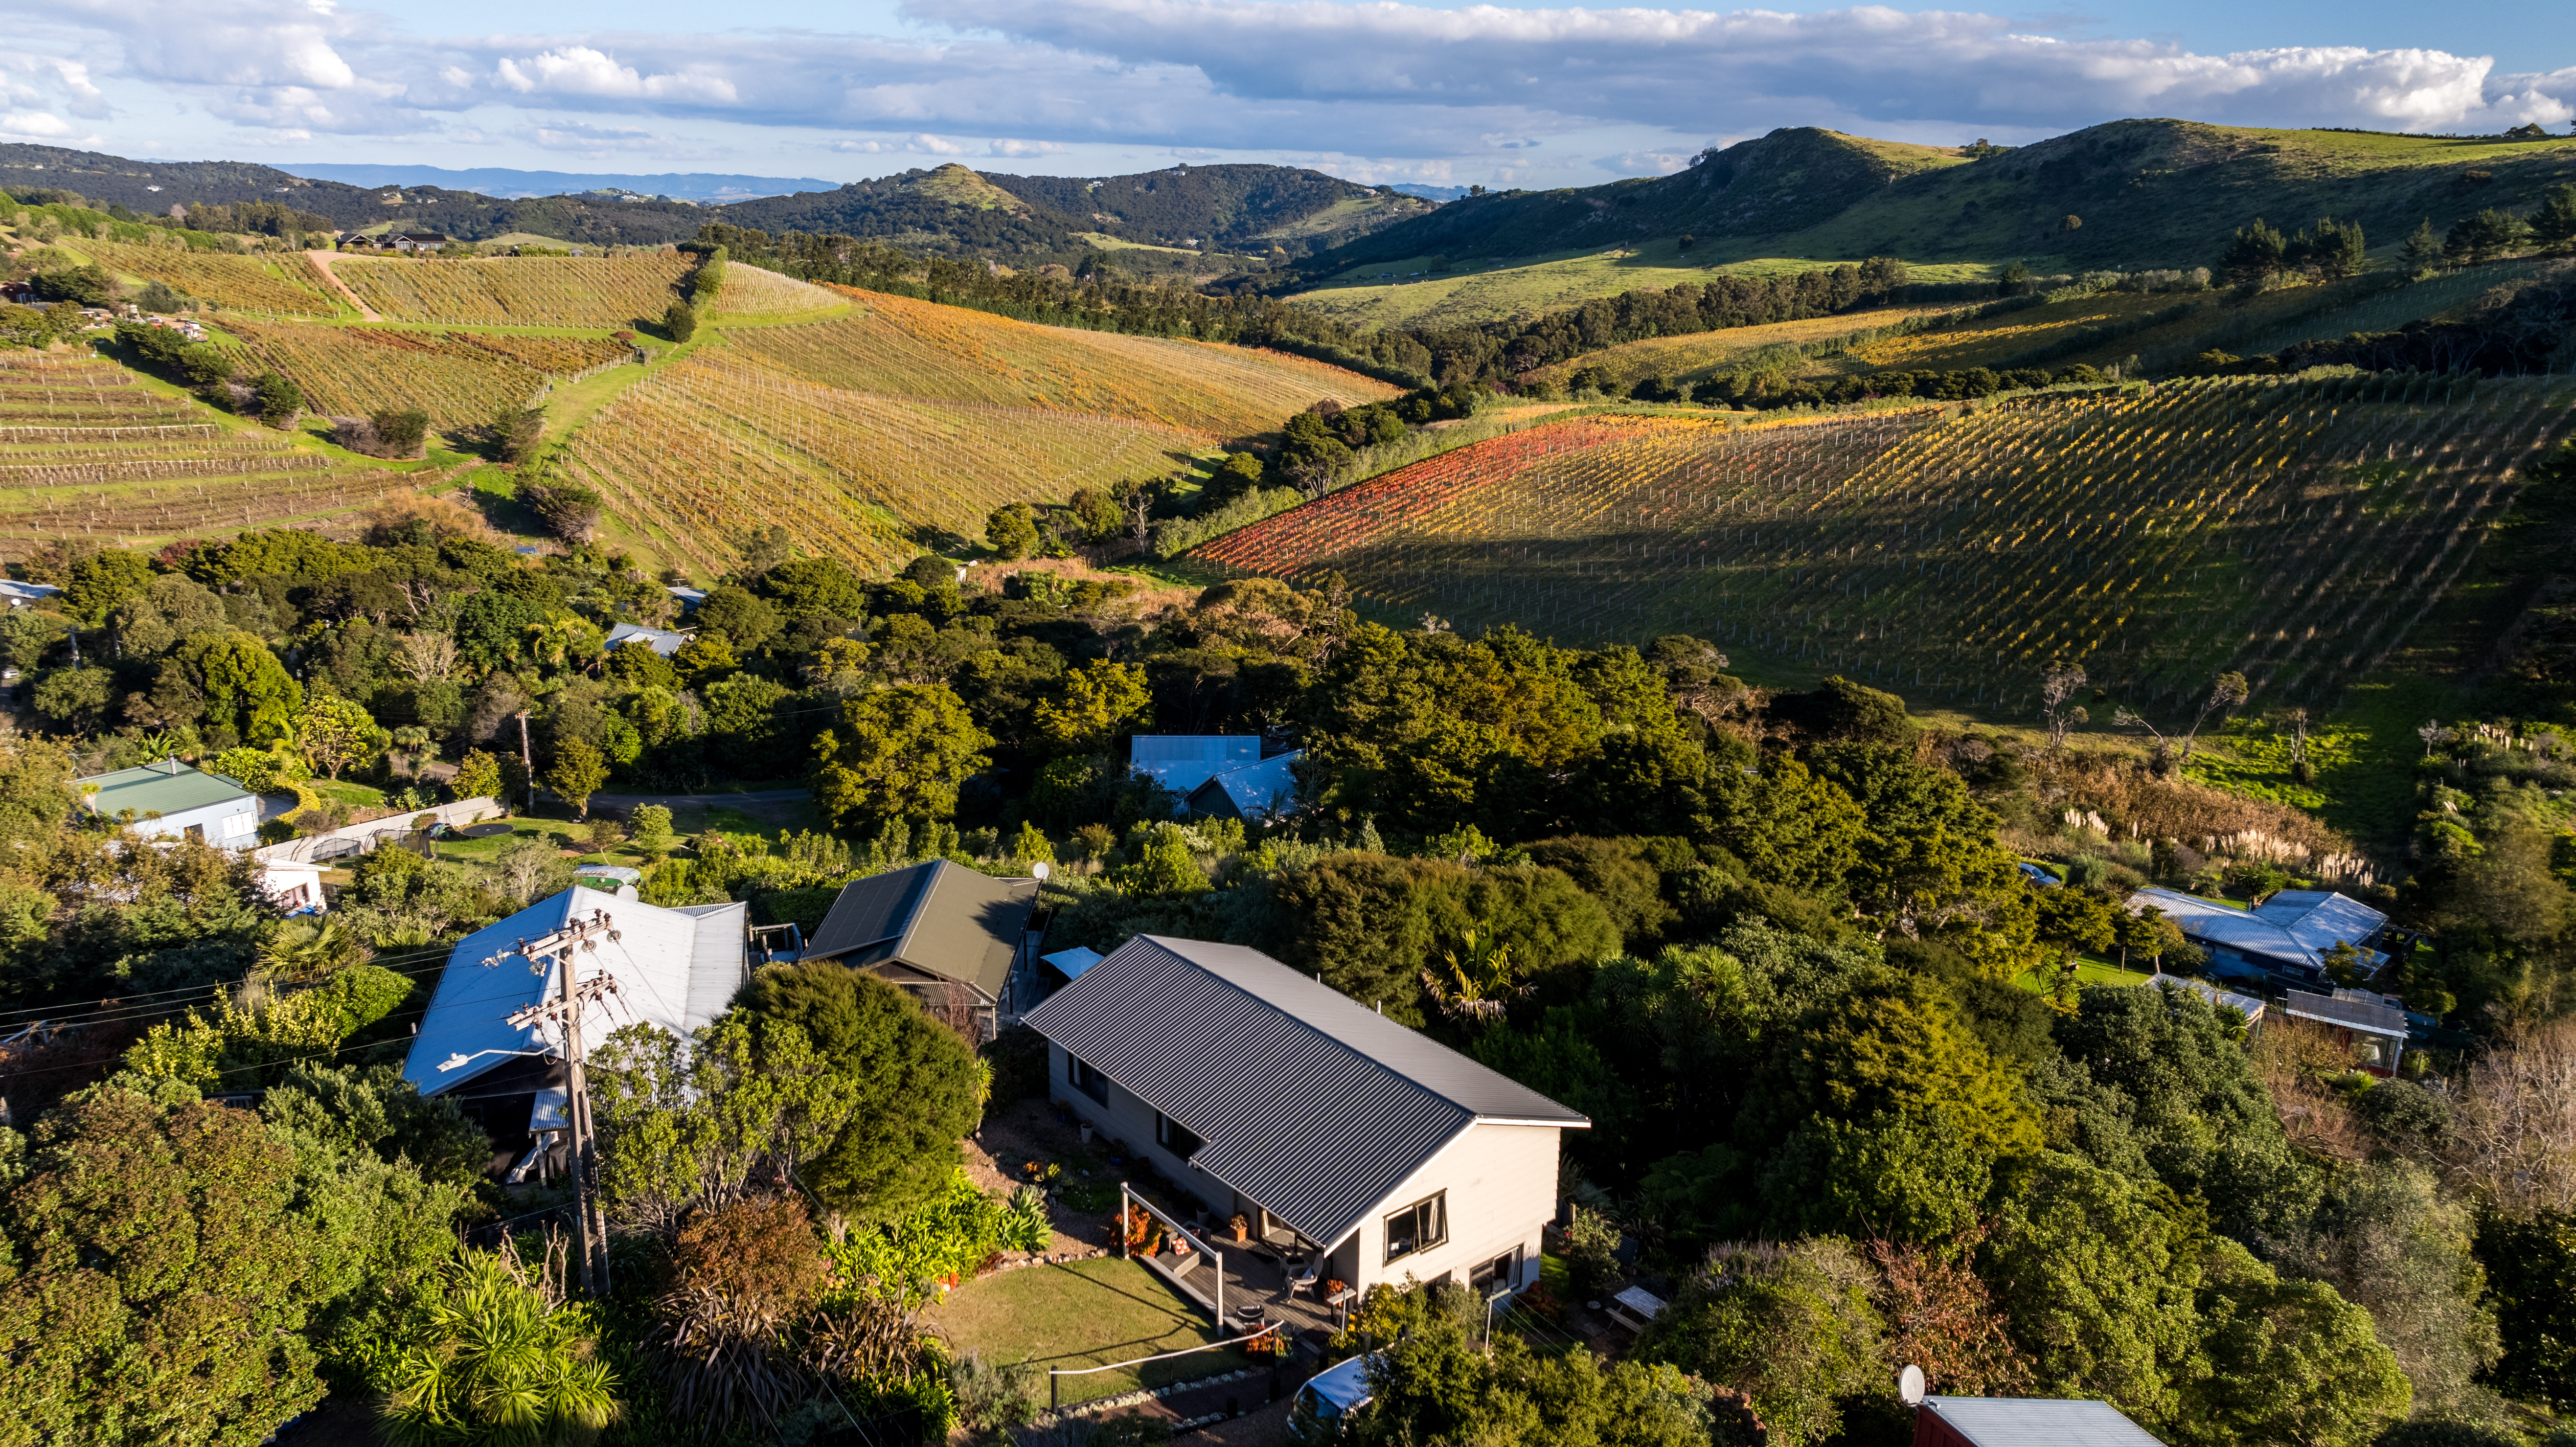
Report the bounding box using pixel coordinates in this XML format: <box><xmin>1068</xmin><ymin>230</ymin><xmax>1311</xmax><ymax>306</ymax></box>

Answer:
<box><xmin>2476</xmin><ymin>1207</ymin><xmax>2576</xmax><ymax>1411</ymax></box>
<box><xmin>730</xmin><ymin>963</ymin><xmax>984</xmax><ymax>1222</ymax></box>
<box><xmin>1033</xmin><ymin>659</ymin><xmax>1152</xmax><ymax>755</ymax></box>
<box><xmin>165</xmin><ymin>628</ymin><xmax>306</xmax><ymax>745</ymax></box>
<box><xmin>295</xmin><ymin>691</ymin><xmax>378</xmax><ymax>781</ymax></box>
<box><xmin>694</xmin><ymin>584</ymin><xmax>779</xmax><ymax>651</ymax></box>
<box><xmin>545</xmin><ymin>737</ymin><xmax>609</xmax><ymax>819</ymax></box>
<box><xmin>1357</xmin><ymin>1290</ymin><xmax>1724</xmax><ymax>1447</ymax></box>
<box><xmin>2220</xmin><ymin>218</ymin><xmax>2288</xmax><ymax>284</ymax></box>
<box><xmin>370</xmin><ymin>1246</ymin><xmax>622</xmax><ymax>1446</ymax></box>
<box><xmin>2533</xmin><ymin>184</ymin><xmax>2576</xmax><ymax>252</ymax></box>
<box><xmin>1708</xmin><ymin>756</ymin><xmax>1867</xmax><ymax>893</ymax></box>
<box><xmin>2447</xmin><ymin>209</ymin><xmax>2531</xmax><ymax>264</ymax></box>
<box><xmin>756</xmin><ymin>554</ymin><xmax>869</xmax><ymax>618</ymax></box>
<box><xmin>811</xmin><ymin>682</ymin><xmax>993</xmax><ymax>828</ymax></box>
<box><xmin>984</xmin><ymin>502</ymin><xmax>1038</xmax><ymax>560</ymax></box>
<box><xmin>62</xmin><ymin>546</ymin><xmax>154</xmax><ymax>625</ymax></box>
<box><xmin>2184</xmin><ymin>1238</ymin><xmax>2410</xmax><ymax>1447</ymax></box>
<box><xmin>1637</xmin><ymin>1239</ymin><xmax>1887</xmax><ymax>1445</ymax></box>
<box><xmin>1980</xmin><ymin>1152</ymin><xmax>2205</xmax><ymax>1428</ymax></box>
<box><xmin>0</xmin><ymin>1082</ymin><xmax>464</xmax><ymax>1443</ymax></box>
<box><xmin>1806</xmin><ymin>742</ymin><xmax>2032</xmax><ymax>969</ymax></box>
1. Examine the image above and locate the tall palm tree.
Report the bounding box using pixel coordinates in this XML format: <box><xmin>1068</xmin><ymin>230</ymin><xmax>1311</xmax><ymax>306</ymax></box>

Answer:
<box><xmin>392</xmin><ymin>725</ymin><xmax>433</xmax><ymax>779</ymax></box>
<box><xmin>258</xmin><ymin>916</ymin><xmax>370</xmax><ymax>983</ymax></box>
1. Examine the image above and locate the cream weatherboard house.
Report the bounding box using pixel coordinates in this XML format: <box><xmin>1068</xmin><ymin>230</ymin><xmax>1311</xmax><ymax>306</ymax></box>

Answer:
<box><xmin>1022</xmin><ymin>936</ymin><xmax>1587</xmax><ymax>1299</ymax></box>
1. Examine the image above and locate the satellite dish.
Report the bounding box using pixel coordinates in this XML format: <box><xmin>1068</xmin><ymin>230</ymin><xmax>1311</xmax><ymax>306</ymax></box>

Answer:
<box><xmin>1897</xmin><ymin>1364</ymin><xmax>1926</xmax><ymax>1406</ymax></box>
<box><xmin>1032</xmin><ymin>860</ymin><xmax>1051</xmax><ymax>881</ymax></box>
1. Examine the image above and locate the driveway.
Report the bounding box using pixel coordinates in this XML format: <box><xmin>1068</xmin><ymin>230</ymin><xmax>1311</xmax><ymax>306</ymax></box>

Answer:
<box><xmin>590</xmin><ymin>787</ymin><xmax>813</xmax><ymax>828</ymax></box>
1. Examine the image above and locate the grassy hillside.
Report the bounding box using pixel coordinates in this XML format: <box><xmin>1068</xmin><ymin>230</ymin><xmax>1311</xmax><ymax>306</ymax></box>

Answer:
<box><xmin>1293</xmin><ymin>120</ymin><xmax>2576</xmax><ymax>325</ymax></box>
<box><xmin>1286</xmin><ymin>240</ymin><xmax>1991</xmax><ymax>329</ymax></box>
<box><xmin>1194</xmin><ymin>374</ymin><xmax>2573</xmax><ymax>717</ymax></box>
<box><xmin>0</xmin><ymin>351</ymin><xmax>435</xmax><ymax>557</ymax></box>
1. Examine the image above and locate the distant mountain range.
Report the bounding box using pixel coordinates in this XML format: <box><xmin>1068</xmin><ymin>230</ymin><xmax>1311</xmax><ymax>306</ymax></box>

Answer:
<box><xmin>0</xmin><ymin>143</ymin><xmax>1437</xmax><ymax>267</ymax></box>
<box><xmin>276</xmin><ymin>163</ymin><xmax>833</xmax><ymax>203</ymax></box>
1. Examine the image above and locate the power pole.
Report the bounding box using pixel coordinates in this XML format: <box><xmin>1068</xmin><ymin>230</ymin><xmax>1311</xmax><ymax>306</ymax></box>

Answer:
<box><xmin>494</xmin><ymin>907</ymin><xmax>625</xmax><ymax>1295</ymax></box>
<box><xmin>514</xmin><ymin>710</ymin><xmax>538</xmax><ymax>816</ymax></box>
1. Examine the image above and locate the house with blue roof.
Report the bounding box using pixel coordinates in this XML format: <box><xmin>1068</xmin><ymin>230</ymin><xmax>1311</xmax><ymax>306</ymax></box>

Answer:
<box><xmin>1129</xmin><ymin>735</ymin><xmax>1306</xmax><ymax>821</ymax></box>
<box><xmin>1186</xmin><ymin>751</ymin><xmax>1305</xmax><ymax>822</ymax></box>
<box><xmin>404</xmin><ymin>886</ymin><xmax>748</xmax><ymax>1176</ymax></box>
<box><xmin>2128</xmin><ymin>886</ymin><xmax>2388</xmax><ymax>990</ymax></box>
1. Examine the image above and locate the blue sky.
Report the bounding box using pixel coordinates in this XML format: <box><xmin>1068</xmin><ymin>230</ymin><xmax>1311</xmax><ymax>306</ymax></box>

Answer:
<box><xmin>1</xmin><ymin>0</ymin><xmax>2568</xmax><ymax>190</ymax></box>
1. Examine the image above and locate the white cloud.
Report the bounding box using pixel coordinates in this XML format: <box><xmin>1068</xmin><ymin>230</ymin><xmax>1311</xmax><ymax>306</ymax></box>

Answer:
<box><xmin>0</xmin><ymin>110</ymin><xmax>74</xmax><ymax>137</ymax></box>
<box><xmin>522</xmin><ymin>120</ymin><xmax>673</xmax><ymax>152</ymax></box>
<box><xmin>494</xmin><ymin>46</ymin><xmax>737</xmax><ymax>104</ymax></box>
<box><xmin>990</xmin><ymin>137</ymin><xmax>1063</xmax><ymax>157</ymax></box>
<box><xmin>1600</xmin><ymin>149</ymin><xmax>1691</xmax><ymax>175</ymax></box>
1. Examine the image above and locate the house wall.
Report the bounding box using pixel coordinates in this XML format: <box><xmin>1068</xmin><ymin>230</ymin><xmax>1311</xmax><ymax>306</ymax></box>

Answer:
<box><xmin>127</xmin><ymin>796</ymin><xmax>259</xmax><ymax>849</ymax></box>
<box><xmin>1342</xmin><ymin>1121</ymin><xmax>1558</xmax><ymax>1295</ymax></box>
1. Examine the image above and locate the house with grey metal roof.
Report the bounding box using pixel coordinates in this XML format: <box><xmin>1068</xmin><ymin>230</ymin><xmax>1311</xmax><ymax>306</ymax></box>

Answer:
<box><xmin>403</xmin><ymin>886</ymin><xmax>749</xmax><ymax>1173</ymax></box>
<box><xmin>605</xmin><ymin>621</ymin><xmax>692</xmax><ymax>656</ymax></box>
<box><xmin>1185</xmin><ymin>750</ymin><xmax>1305</xmax><ymax>822</ymax></box>
<box><xmin>2281</xmin><ymin>988</ymin><xmax>2410</xmax><ymax>1077</ymax></box>
<box><xmin>79</xmin><ymin>761</ymin><xmax>260</xmax><ymax>850</ymax></box>
<box><xmin>801</xmin><ymin>860</ymin><xmax>1040</xmax><ymax>1033</ymax></box>
<box><xmin>2128</xmin><ymin>886</ymin><xmax>2387</xmax><ymax>989</ymax></box>
<box><xmin>2164</xmin><ymin>976</ymin><xmax>2266</xmax><ymax>1026</ymax></box>
<box><xmin>1915</xmin><ymin>1394</ymin><xmax>2165</xmax><ymax>1447</ymax></box>
<box><xmin>1021</xmin><ymin>935</ymin><xmax>1588</xmax><ymax>1298</ymax></box>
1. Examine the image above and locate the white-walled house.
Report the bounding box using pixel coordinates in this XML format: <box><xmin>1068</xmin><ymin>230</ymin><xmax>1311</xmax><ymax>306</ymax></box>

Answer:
<box><xmin>1021</xmin><ymin>936</ymin><xmax>1587</xmax><ymax>1298</ymax></box>
<box><xmin>79</xmin><ymin>761</ymin><xmax>260</xmax><ymax>849</ymax></box>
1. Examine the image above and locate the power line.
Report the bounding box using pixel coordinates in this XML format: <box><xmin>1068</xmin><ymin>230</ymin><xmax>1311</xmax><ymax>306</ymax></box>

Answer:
<box><xmin>0</xmin><ymin>941</ymin><xmax>465</xmax><ymax>1032</ymax></box>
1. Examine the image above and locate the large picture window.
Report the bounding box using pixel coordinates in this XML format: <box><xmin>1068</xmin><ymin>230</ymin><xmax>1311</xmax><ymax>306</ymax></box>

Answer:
<box><xmin>1384</xmin><ymin>1191</ymin><xmax>1447</xmax><ymax>1264</ymax></box>
<box><xmin>1069</xmin><ymin>1054</ymin><xmax>1108</xmax><ymax>1104</ymax></box>
<box><xmin>1156</xmin><ymin>1111</ymin><xmax>1202</xmax><ymax>1158</ymax></box>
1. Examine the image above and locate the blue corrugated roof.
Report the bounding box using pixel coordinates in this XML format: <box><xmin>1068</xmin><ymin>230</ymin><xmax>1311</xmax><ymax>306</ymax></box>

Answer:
<box><xmin>403</xmin><ymin>888</ymin><xmax>748</xmax><ymax>1095</ymax></box>
<box><xmin>2130</xmin><ymin>886</ymin><xmax>2384</xmax><ymax>972</ymax></box>
<box><xmin>1921</xmin><ymin>1396</ymin><xmax>2165</xmax><ymax>1447</ymax></box>
<box><xmin>605</xmin><ymin>622</ymin><xmax>691</xmax><ymax>656</ymax></box>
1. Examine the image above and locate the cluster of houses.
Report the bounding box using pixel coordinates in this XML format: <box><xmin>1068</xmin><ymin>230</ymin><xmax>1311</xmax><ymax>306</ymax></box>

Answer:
<box><xmin>335</xmin><ymin>230</ymin><xmax>454</xmax><ymax>253</ymax></box>
<box><xmin>2125</xmin><ymin>883</ymin><xmax>2416</xmax><ymax>1076</ymax></box>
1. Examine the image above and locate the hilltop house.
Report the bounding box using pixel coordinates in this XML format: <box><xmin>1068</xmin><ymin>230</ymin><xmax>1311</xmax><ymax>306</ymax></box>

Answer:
<box><xmin>1186</xmin><ymin>751</ymin><xmax>1305</xmax><ymax>822</ymax></box>
<box><xmin>78</xmin><ymin>761</ymin><xmax>260</xmax><ymax>849</ymax></box>
<box><xmin>387</xmin><ymin>231</ymin><xmax>453</xmax><ymax>252</ymax></box>
<box><xmin>801</xmin><ymin>859</ymin><xmax>1041</xmax><ymax>1034</ymax></box>
<box><xmin>2128</xmin><ymin>886</ymin><xmax>2388</xmax><ymax>989</ymax></box>
<box><xmin>404</xmin><ymin>887</ymin><xmax>749</xmax><ymax>1174</ymax></box>
<box><xmin>1023</xmin><ymin>936</ymin><xmax>1589</xmax><ymax>1298</ymax></box>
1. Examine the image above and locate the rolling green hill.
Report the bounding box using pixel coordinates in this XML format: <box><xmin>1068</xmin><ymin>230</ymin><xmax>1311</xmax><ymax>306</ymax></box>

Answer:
<box><xmin>1293</xmin><ymin>120</ymin><xmax>2576</xmax><ymax>318</ymax></box>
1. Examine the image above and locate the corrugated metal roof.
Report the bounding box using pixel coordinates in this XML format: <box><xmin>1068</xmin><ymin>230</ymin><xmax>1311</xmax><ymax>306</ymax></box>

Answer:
<box><xmin>402</xmin><ymin>888</ymin><xmax>748</xmax><ymax>1096</ymax></box>
<box><xmin>2129</xmin><ymin>887</ymin><xmax>2383</xmax><ymax>972</ymax></box>
<box><xmin>2255</xmin><ymin>890</ymin><xmax>2389</xmax><ymax>958</ymax></box>
<box><xmin>82</xmin><ymin>762</ymin><xmax>254</xmax><ymax>818</ymax></box>
<box><xmin>605</xmin><ymin>622</ymin><xmax>691</xmax><ymax>656</ymax></box>
<box><xmin>1921</xmin><ymin>1397</ymin><xmax>2166</xmax><ymax>1447</ymax></box>
<box><xmin>1131</xmin><ymin>735</ymin><xmax>1260</xmax><ymax>795</ymax></box>
<box><xmin>2282</xmin><ymin>989</ymin><xmax>2408</xmax><ymax>1037</ymax></box>
<box><xmin>2164</xmin><ymin>977</ymin><xmax>2266</xmax><ymax>1023</ymax></box>
<box><xmin>803</xmin><ymin>860</ymin><xmax>1037</xmax><ymax>1003</ymax></box>
<box><xmin>1043</xmin><ymin>946</ymin><xmax>1104</xmax><ymax>979</ymax></box>
<box><xmin>1189</xmin><ymin>751</ymin><xmax>1304</xmax><ymax>820</ymax></box>
<box><xmin>1020</xmin><ymin>935</ymin><xmax>1586</xmax><ymax>1247</ymax></box>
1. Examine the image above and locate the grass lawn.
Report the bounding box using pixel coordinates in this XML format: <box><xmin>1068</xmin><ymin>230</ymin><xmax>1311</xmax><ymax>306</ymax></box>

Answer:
<box><xmin>2011</xmin><ymin>956</ymin><xmax>2164</xmax><ymax>994</ymax></box>
<box><xmin>926</xmin><ymin>1257</ymin><xmax>1249</xmax><ymax>1406</ymax></box>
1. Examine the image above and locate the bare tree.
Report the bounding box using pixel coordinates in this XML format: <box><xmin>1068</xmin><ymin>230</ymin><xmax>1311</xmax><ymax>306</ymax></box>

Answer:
<box><xmin>2179</xmin><ymin>670</ymin><xmax>2250</xmax><ymax>763</ymax></box>
<box><xmin>2447</xmin><ymin>1018</ymin><xmax>2576</xmax><ymax>1216</ymax></box>
<box><xmin>2112</xmin><ymin>704</ymin><xmax>2174</xmax><ymax>769</ymax></box>
<box><xmin>2039</xmin><ymin>662</ymin><xmax>2087</xmax><ymax>753</ymax></box>
<box><xmin>394</xmin><ymin>630</ymin><xmax>460</xmax><ymax>682</ymax></box>
<box><xmin>2417</xmin><ymin>719</ymin><xmax>2455</xmax><ymax>758</ymax></box>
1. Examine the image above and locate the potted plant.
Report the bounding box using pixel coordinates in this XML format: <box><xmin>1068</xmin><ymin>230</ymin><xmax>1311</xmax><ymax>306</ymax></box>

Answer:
<box><xmin>1078</xmin><ymin>1121</ymin><xmax>1094</xmax><ymax>1145</ymax></box>
<box><xmin>1229</xmin><ymin>1213</ymin><xmax>1251</xmax><ymax>1244</ymax></box>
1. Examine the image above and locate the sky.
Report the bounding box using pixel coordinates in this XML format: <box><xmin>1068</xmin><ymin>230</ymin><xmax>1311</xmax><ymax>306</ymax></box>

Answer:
<box><xmin>0</xmin><ymin>0</ymin><xmax>2570</xmax><ymax>191</ymax></box>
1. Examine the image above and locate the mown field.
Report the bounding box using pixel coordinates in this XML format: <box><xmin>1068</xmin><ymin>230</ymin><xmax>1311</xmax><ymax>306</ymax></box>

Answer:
<box><xmin>1194</xmin><ymin>373</ymin><xmax>2574</xmax><ymax>717</ymax></box>
<box><xmin>0</xmin><ymin>351</ymin><xmax>429</xmax><ymax>558</ymax></box>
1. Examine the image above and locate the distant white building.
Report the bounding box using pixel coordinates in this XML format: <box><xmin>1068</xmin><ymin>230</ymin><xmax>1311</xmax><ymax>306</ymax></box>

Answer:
<box><xmin>79</xmin><ymin>761</ymin><xmax>260</xmax><ymax>850</ymax></box>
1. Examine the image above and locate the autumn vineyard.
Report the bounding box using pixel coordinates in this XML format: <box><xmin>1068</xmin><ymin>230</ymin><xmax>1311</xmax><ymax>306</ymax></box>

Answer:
<box><xmin>1193</xmin><ymin>375</ymin><xmax>2576</xmax><ymax>715</ymax></box>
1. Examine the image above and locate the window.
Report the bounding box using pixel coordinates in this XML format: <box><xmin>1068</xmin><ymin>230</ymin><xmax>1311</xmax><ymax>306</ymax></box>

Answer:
<box><xmin>1383</xmin><ymin>1191</ymin><xmax>1447</xmax><ymax>1264</ymax></box>
<box><xmin>1470</xmin><ymin>1249</ymin><xmax>1518</xmax><ymax>1295</ymax></box>
<box><xmin>1156</xmin><ymin>1111</ymin><xmax>1201</xmax><ymax>1158</ymax></box>
<box><xmin>1068</xmin><ymin>1054</ymin><xmax>1108</xmax><ymax>1104</ymax></box>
